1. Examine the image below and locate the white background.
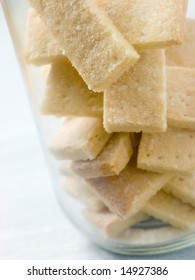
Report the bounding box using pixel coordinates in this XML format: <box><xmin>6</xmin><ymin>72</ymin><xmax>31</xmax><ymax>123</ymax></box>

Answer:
<box><xmin>0</xmin><ymin>3</ymin><xmax>195</xmax><ymax>260</ymax></box>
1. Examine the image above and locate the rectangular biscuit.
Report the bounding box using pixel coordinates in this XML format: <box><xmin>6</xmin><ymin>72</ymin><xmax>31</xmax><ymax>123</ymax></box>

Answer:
<box><xmin>24</xmin><ymin>9</ymin><xmax>65</xmax><ymax>65</ymax></box>
<box><xmin>62</xmin><ymin>177</ymin><xmax>105</xmax><ymax>212</ymax></box>
<box><xmin>29</xmin><ymin>0</ymin><xmax>139</xmax><ymax>92</ymax></box>
<box><xmin>97</xmin><ymin>0</ymin><xmax>187</xmax><ymax>49</ymax></box>
<box><xmin>41</xmin><ymin>60</ymin><xmax>103</xmax><ymax>117</ymax></box>
<box><xmin>104</xmin><ymin>50</ymin><xmax>167</xmax><ymax>133</ymax></box>
<box><xmin>83</xmin><ymin>209</ymin><xmax>147</xmax><ymax>237</ymax></box>
<box><xmin>163</xmin><ymin>174</ymin><xmax>195</xmax><ymax>207</ymax></box>
<box><xmin>166</xmin><ymin>19</ymin><xmax>195</xmax><ymax>68</ymax></box>
<box><xmin>167</xmin><ymin>66</ymin><xmax>195</xmax><ymax>130</ymax></box>
<box><xmin>86</xmin><ymin>163</ymin><xmax>172</xmax><ymax>218</ymax></box>
<box><xmin>144</xmin><ymin>191</ymin><xmax>195</xmax><ymax>230</ymax></box>
<box><xmin>49</xmin><ymin>117</ymin><xmax>111</xmax><ymax>160</ymax></box>
<box><xmin>138</xmin><ymin>130</ymin><xmax>195</xmax><ymax>174</ymax></box>
<box><xmin>72</xmin><ymin>133</ymin><xmax>133</xmax><ymax>178</ymax></box>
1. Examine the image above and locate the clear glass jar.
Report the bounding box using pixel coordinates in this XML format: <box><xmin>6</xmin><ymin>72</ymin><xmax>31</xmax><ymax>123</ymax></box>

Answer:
<box><xmin>1</xmin><ymin>0</ymin><xmax>195</xmax><ymax>256</ymax></box>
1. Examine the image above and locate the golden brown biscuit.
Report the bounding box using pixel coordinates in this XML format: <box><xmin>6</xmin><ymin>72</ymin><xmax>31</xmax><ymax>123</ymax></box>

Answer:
<box><xmin>72</xmin><ymin>133</ymin><xmax>133</xmax><ymax>178</ymax></box>
<box><xmin>49</xmin><ymin>117</ymin><xmax>111</xmax><ymax>160</ymax></box>
<box><xmin>97</xmin><ymin>0</ymin><xmax>187</xmax><ymax>49</ymax></box>
<box><xmin>144</xmin><ymin>191</ymin><xmax>195</xmax><ymax>230</ymax></box>
<box><xmin>164</xmin><ymin>174</ymin><xmax>195</xmax><ymax>207</ymax></box>
<box><xmin>24</xmin><ymin>9</ymin><xmax>65</xmax><ymax>65</ymax></box>
<box><xmin>86</xmin><ymin>163</ymin><xmax>172</xmax><ymax>218</ymax></box>
<box><xmin>167</xmin><ymin>66</ymin><xmax>195</xmax><ymax>130</ymax></box>
<box><xmin>83</xmin><ymin>209</ymin><xmax>148</xmax><ymax>236</ymax></box>
<box><xmin>167</xmin><ymin>19</ymin><xmax>195</xmax><ymax>67</ymax></box>
<box><xmin>138</xmin><ymin>129</ymin><xmax>195</xmax><ymax>174</ymax></box>
<box><xmin>29</xmin><ymin>0</ymin><xmax>139</xmax><ymax>92</ymax></box>
<box><xmin>104</xmin><ymin>50</ymin><xmax>167</xmax><ymax>133</ymax></box>
<box><xmin>41</xmin><ymin>60</ymin><xmax>103</xmax><ymax>117</ymax></box>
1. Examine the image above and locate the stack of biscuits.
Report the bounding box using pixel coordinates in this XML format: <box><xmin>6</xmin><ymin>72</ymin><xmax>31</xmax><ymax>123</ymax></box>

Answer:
<box><xmin>25</xmin><ymin>0</ymin><xmax>195</xmax><ymax>237</ymax></box>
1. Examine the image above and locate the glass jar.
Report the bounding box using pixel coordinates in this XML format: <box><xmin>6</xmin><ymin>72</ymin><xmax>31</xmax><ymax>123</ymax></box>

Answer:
<box><xmin>1</xmin><ymin>0</ymin><xmax>195</xmax><ymax>256</ymax></box>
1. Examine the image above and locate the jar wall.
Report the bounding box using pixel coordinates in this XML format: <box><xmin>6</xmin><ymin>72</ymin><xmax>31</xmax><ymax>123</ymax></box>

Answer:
<box><xmin>2</xmin><ymin>0</ymin><xmax>195</xmax><ymax>255</ymax></box>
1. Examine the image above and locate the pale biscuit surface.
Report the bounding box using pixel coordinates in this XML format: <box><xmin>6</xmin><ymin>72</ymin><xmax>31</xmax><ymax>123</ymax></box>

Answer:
<box><xmin>41</xmin><ymin>60</ymin><xmax>103</xmax><ymax>117</ymax></box>
<box><xmin>167</xmin><ymin>19</ymin><xmax>195</xmax><ymax>67</ymax></box>
<box><xmin>24</xmin><ymin>9</ymin><xmax>65</xmax><ymax>65</ymax></box>
<box><xmin>29</xmin><ymin>0</ymin><xmax>139</xmax><ymax>92</ymax></box>
<box><xmin>84</xmin><ymin>209</ymin><xmax>147</xmax><ymax>236</ymax></box>
<box><xmin>86</xmin><ymin>164</ymin><xmax>172</xmax><ymax>218</ymax></box>
<box><xmin>98</xmin><ymin>0</ymin><xmax>187</xmax><ymax>49</ymax></box>
<box><xmin>49</xmin><ymin>117</ymin><xmax>111</xmax><ymax>160</ymax></box>
<box><xmin>72</xmin><ymin>133</ymin><xmax>133</xmax><ymax>178</ymax></box>
<box><xmin>164</xmin><ymin>175</ymin><xmax>195</xmax><ymax>207</ymax></box>
<box><xmin>167</xmin><ymin>66</ymin><xmax>195</xmax><ymax>130</ymax></box>
<box><xmin>144</xmin><ymin>191</ymin><xmax>195</xmax><ymax>230</ymax></box>
<box><xmin>138</xmin><ymin>130</ymin><xmax>195</xmax><ymax>174</ymax></box>
<box><xmin>104</xmin><ymin>50</ymin><xmax>167</xmax><ymax>133</ymax></box>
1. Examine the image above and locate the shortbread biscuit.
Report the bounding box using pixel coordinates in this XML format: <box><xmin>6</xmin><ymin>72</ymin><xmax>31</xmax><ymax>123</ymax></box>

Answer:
<box><xmin>104</xmin><ymin>50</ymin><xmax>167</xmax><ymax>133</ymax></box>
<box><xmin>164</xmin><ymin>175</ymin><xmax>195</xmax><ymax>207</ymax></box>
<box><xmin>29</xmin><ymin>0</ymin><xmax>139</xmax><ymax>92</ymax></box>
<box><xmin>83</xmin><ymin>209</ymin><xmax>147</xmax><ymax>236</ymax></box>
<box><xmin>49</xmin><ymin>117</ymin><xmax>111</xmax><ymax>160</ymax></box>
<box><xmin>167</xmin><ymin>67</ymin><xmax>195</xmax><ymax>130</ymax></box>
<box><xmin>86</xmin><ymin>164</ymin><xmax>172</xmax><ymax>218</ymax></box>
<box><xmin>167</xmin><ymin>19</ymin><xmax>195</xmax><ymax>67</ymax></box>
<box><xmin>144</xmin><ymin>191</ymin><xmax>195</xmax><ymax>230</ymax></box>
<box><xmin>138</xmin><ymin>130</ymin><xmax>195</xmax><ymax>174</ymax></box>
<box><xmin>41</xmin><ymin>60</ymin><xmax>103</xmax><ymax>117</ymax></box>
<box><xmin>62</xmin><ymin>177</ymin><xmax>105</xmax><ymax>211</ymax></box>
<box><xmin>24</xmin><ymin>9</ymin><xmax>65</xmax><ymax>65</ymax></box>
<box><xmin>97</xmin><ymin>0</ymin><xmax>187</xmax><ymax>49</ymax></box>
<box><xmin>72</xmin><ymin>133</ymin><xmax>133</xmax><ymax>178</ymax></box>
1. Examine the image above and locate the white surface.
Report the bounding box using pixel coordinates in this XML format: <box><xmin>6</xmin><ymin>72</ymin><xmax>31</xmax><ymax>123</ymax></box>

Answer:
<box><xmin>1</xmin><ymin>4</ymin><xmax>195</xmax><ymax>260</ymax></box>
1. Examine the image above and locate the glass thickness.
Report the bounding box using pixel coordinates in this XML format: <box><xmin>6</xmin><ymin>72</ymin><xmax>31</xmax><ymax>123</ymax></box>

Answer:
<box><xmin>1</xmin><ymin>0</ymin><xmax>195</xmax><ymax>256</ymax></box>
